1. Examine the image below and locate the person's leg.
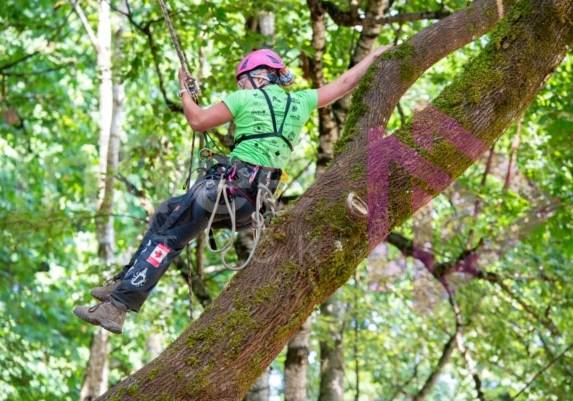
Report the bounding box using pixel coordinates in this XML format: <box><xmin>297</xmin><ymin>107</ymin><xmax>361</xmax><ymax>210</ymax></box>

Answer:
<box><xmin>112</xmin><ymin>187</ymin><xmax>213</xmax><ymax>310</ymax></box>
<box><xmin>91</xmin><ymin>195</ymin><xmax>183</xmax><ymax>301</ymax></box>
<box><xmin>74</xmin><ymin>182</ymin><xmax>213</xmax><ymax>333</ymax></box>
<box><xmin>74</xmin><ymin>163</ymin><xmax>268</xmax><ymax>333</ymax></box>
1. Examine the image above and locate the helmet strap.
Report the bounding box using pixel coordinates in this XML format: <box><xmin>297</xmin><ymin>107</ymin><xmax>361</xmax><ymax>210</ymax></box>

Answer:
<box><xmin>247</xmin><ymin>73</ymin><xmax>259</xmax><ymax>89</ymax></box>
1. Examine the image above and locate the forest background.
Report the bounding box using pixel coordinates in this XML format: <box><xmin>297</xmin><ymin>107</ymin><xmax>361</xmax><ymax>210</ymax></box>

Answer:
<box><xmin>2</xmin><ymin>0</ymin><xmax>573</xmax><ymax>400</ymax></box>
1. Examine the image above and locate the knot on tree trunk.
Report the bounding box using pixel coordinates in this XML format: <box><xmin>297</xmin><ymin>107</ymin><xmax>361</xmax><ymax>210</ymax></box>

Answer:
<box><xmin>346</xmin><ymin>192</ymin><xmax>368</xmax><ymax>220</ymax></box>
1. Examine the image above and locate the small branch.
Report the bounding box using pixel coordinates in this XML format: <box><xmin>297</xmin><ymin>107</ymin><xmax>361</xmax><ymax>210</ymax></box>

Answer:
<box><xmin>396</xmin><ymin>101</ymin><xmax>406</xmax><ymax>127</ymax></box>
<box><xmin>173</xmin><ymin>254</ymin><xmax>212</xmax><ymax>307</ymax></box>
<box><xmin>1</xmin><ymin>9</ymin><xmax>74</xmax><ymax>72</ymax></box>
<box><xmin>538</xmin><ymin>333</ymin><xmax>573</xmax><ymax>377</ymax></box>
<box><xmin>116</xmin><ymin>174</ymin><xmax>155</xmax><ymax>217</ymax></box>
<box><xmin>205</xmin><ymin>127</ymin><xmax>234</xmax><ymax>150</ymax></box>
<box><xmin>0</xmin><ymin>52</ymin><xmax>40</xmax><ymax>73</ymax></box>
<box><xmin>280</xmin><ymin>159</ymin><xmax>314</xmax><ymax>199</ymax></box>
<box><xmin>448</xmin><ymin>293</ymin><xmax>486</xmax><ymax>401</ymax></box>
<box><xmin>1</xmin><ymin>62</ymin><xmax>75</xmax><ymax>77</ymax></box>
<box><xmin>503</xmin><ymin>117</ymin><xmax>523</xmax><ymax>192</ymax></box>
<box><xmin>69</xmin><ymin>0</ymin><xmax>100</xmax><ymax>52</ymax></box>
<box><xmin>321</xmin><ymin>1</ymin><xmax>452</xmax><ymax>26</ymax></box>
<box><xmin>412</xmin><ymin>334</ymin><xmax>457</xmax><ymax>401</ymax></box>
<box><xmin>387</xmin><ymin>231</ymin><xmax>561</xmax><ymax>336</ymax></box>
<box><xmin>466</xmin><ymin>146</ymin><xmax>495</xmax><ymax>248</ymax></box>
<box><xmin>144</xmin><ymin>23</ymin><xmax>181</xmax><ymax>112</ymax></box>
<box><xmin>369</xmin><ymin>11</ymin><xmax>452</xmax><ymax>25</ymax></box>
<box><xmin>388</xmin><ymin>362</ymin><xmax>420</xmax><ymax>401</ymax></box>
<box><xmin>478</xmin><ymin>271</ymin><xmax>560</xmax><ymax>336</ymax></box>
<box><xmin>113</xmin><ymin>1</ymin><xmax>181</xmax><ymax>112</ymax></box>
<box><xmin>387</xmin><ymin>231</ymin><xmax>481</xmax><ymax>279</ymax></box>
<box><xmin>511</xmin><ymin>341</ymin><xmax>573</xmax><ymax>400</ymax></box>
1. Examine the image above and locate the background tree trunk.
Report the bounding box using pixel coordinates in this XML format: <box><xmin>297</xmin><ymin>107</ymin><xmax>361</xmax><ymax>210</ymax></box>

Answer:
<box><xmin>318</xmin><ymin>294</ymin><xmax>346</xmax><ymax>401</ymax></box>
<box><xmin>80</xmin><ymin>1</ymin><xmax>113</xmax><ymax>399</ymax></box>
<box><xmin>80</xmin><ymin>331</ymin><xmax>110</xmax><ymax>401</ymax></box>
<box><xmin>242</xmin><ymin>368</ymin><xmax>270</xmax><ymax>401</ymax></box>
<box><xmin>284</xmin><ymin>317</ymin><xmax>312</xmax><ymax>401</ymax></box>
<box><xmin>80</xmin><ymin>1</ymin><xmax>126</xmax><ymax>399</ymax></box>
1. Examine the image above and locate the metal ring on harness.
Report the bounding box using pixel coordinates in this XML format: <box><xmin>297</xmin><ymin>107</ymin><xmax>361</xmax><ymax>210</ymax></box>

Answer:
<box><xmin>199</xmin><ymin>148</ymin><xmax>213</xmax><ymax>161</ymax></box>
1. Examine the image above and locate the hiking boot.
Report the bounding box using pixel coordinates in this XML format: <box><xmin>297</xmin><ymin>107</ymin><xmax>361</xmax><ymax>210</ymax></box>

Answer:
<box><xmin>73</xmin><ymin>299</ymin><xmax>128</xmax><ymax>335</ymax></box>
<box><xmin>91</xmin><ymin>279</ymin><xmax>121</xmax><ymax>302</ymax></box>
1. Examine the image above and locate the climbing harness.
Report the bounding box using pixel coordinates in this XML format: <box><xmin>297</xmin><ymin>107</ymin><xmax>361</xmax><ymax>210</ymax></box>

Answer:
<box><xmin>204</xmin><ymin>164</ymin><xmax>280</xmax><ymax>271</ymax></box>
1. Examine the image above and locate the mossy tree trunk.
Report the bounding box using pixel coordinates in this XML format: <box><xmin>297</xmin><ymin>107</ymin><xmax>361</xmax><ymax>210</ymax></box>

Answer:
<box><xmin>96</xmin><ymin>0</ymin><xmax>573</xmax><ymax>399</ymax></box>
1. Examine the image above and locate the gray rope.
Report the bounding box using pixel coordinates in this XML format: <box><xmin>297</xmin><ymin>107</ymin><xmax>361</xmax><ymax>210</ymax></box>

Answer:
<box><xmin>205</xmin><ymin>180</ymin><xmax>277</xmax><ymax>271</ymax></box>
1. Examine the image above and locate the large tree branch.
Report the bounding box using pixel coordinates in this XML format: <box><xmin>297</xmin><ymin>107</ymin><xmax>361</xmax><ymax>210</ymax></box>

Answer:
<box><xmin>360</xmin><ymin>0</ymin><xmax>571</xmax><ymax>247</ymax></box>
<box><xmin>322</xmin><ymin>1</ymin><xmax>451</xmax><ymax>27</ymax></box>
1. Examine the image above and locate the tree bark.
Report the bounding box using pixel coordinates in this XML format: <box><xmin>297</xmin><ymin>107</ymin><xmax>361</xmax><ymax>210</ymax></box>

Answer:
<box><xmin>97</xmin><ymin>0</ymin><xmax>573</xmax><ymax>399</ymax></box>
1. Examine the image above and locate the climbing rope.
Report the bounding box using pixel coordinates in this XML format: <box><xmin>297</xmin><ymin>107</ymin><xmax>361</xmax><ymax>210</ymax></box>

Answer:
<box><xmin>157</xmin><ymin>0</ymin><xmax>203</xmax><ymax>191</ymax></box>
<box><xmin>157</xmin><ymin>0</ymin><xmax>200</xmax><ymax>103</ymax></box>
<box><xmin>158</xmin><ymin>0</ymin><xmax>204</xmax><ymax>317</ymax></box>
<box><xmin>205</xmin><ymin>179</ymin><xmax>278</xmax><ymax>271</ymax></box>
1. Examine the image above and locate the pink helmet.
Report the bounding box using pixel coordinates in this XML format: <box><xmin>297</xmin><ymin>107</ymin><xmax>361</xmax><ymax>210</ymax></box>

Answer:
<box><xmin>236</xmin><ymin>49</ymin><xmax>286</xmax><ymax>80</ymax></box>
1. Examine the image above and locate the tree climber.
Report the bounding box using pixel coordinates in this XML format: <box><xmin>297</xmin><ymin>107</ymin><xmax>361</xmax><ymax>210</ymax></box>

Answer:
<box><xmin>73</xmin><ymin>45</ymin><xmax>392</xmax><ymax>334</ymax></box>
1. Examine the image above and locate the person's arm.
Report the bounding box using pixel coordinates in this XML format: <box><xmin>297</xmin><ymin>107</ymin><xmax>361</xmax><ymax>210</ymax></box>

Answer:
<box><xmin>178</xmin><ymin>70</ymin><xmax>234</xmax><ymax>132</ymax></box>
<box><xmin>316</xmin><ymin>44</ymin><xmax>392</xmax><ymax>109</ymax></box>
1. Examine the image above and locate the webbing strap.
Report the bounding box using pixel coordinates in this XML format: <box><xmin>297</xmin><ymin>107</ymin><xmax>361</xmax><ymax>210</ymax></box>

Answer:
<box><xmin>260</xmin><ymin>89</ymin><xmax>291</xmax><ymax>137</ymax></box>
<box><xmin>235</xmin><ymin>88</ymin><xmax>293</xmax><ymax>151</ymax></box>
<box><xmin>235</xmin><ymin>133</ymin><xmax>293</xmax><ymax>151</ymax></box>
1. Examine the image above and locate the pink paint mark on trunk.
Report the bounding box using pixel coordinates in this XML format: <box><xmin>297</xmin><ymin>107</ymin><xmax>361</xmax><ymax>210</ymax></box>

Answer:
<box><xmin>367</xmin><ymin>105</ymin><xmax>488</xmax><ymax>250</ymax></box>
<box><xmin>413</xmin><ymin>104</ymin><xmax>489</xmax><ymax>159</ymax></box>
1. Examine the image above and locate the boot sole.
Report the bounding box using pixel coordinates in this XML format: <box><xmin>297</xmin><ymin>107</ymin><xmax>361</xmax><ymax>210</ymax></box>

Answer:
<box><xmin>73</xmin><ymin>308</ymin><xmax>123</xmax><ymax>334</ymax></box>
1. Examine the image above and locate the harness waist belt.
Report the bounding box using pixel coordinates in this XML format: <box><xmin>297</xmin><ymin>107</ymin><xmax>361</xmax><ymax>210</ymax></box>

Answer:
<box><xmin>234</xmin><ymin>133</ymin><xmax>293</xmax><ymax>151</ymax></box>
<box><xmin>233</xmin><ymin>158</ymin><xmax>281</xmax><ymax>173</ymax></box>
<box><xmin>245</xmin><ymin>162</ymin><xmax>281</xmax><ymax>173</ymax></box>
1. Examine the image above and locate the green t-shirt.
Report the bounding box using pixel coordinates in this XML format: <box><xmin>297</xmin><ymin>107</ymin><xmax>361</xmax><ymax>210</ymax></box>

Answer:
<box><xmin>223</xmin><ymin>85</ymin><xmax>318</xmax><ymax>169</ymax></box>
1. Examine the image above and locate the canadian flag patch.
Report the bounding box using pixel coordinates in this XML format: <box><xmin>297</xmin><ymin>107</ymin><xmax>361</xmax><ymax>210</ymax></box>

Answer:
<box><xmin>146</xmin><ymin>244</ymin><xmax>171</xmax><ymax>268</ymax></box>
